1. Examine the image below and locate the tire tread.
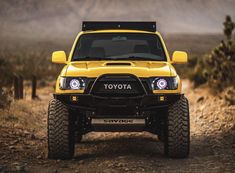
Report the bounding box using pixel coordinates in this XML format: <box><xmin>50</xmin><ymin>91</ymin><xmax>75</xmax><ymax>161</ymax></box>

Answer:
<box><xmin>48</xmin><ymin>99</ymin><xmax>74</xmax><ymax>159</ymax></box>
<box><xmin>165</xmin><ymin>95</ymin><xmax>190</xmax><ymax>158</ymax></box>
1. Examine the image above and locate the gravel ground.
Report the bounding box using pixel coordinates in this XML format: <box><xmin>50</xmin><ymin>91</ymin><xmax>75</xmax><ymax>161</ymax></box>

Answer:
<box><xmin>0</xmin><ymin>80</ymin><xmax>234</xmax><ymax>173</ymax></box>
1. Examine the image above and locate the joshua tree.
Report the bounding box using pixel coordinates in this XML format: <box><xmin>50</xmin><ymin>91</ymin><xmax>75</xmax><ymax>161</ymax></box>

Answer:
<box><xmin>192</xmin><ymin>15</ymin><xmax>235</xmax><ymax>92</ymax></box>
<box><xmin>223</xmin><ymin>15</ymin><xmax>235</xmax><ymax>40</ymax></box>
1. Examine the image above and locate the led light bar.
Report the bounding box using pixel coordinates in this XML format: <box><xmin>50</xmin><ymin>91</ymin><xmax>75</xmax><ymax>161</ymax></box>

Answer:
<box><xmin>82</xmin><ymin>21</ymin><xmax>157</xmax><ymax>32</ymax></box>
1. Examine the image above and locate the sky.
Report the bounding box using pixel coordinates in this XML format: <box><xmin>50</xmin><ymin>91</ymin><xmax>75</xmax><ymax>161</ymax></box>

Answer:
<box><xmin>0</xmin><ymin>0</ymin><xmax>235</xmax><ymax>41</ymax></box>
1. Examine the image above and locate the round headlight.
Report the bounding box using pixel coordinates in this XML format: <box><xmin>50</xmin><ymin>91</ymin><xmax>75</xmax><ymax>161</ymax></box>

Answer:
<box><xmin>151</xmin><ymin>78</ymin><xmax>168</xmax><ymax>90</ymax></box>
<box><xmin>156</xmin><ymin>78</ymin><xmax>167</xmax><ymax>89</ymax></box>
<box><xmin>70</xmin><ymin>79</ymin><xmax>80</xmax><ymax>89</ymax></box>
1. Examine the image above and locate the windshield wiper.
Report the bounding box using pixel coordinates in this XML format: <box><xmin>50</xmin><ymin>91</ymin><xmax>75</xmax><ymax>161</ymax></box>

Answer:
<box><xmin>74</xmin><ymin>57</ymin><xmax>113</xmax><ymax>61</ymax></box>
<box><xmin>74</xmin><ymin>56</ymin><xmax>158</xmax><ymax>61</ymax></box>
<box><xmin>113</xmin><ymin>56</ymin><xmax>157</xmax><ymax>61</ymax></box>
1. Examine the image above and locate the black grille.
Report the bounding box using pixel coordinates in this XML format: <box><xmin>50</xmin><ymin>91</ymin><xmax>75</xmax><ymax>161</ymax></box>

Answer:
<box><xmin>90</xmin><ymin>75</ymin><xmax>146</xmax><ymax>97</ymax></box>
<box><xmin>84</xmin><ymin>79</ymin><xmax>95</xmax><ymax>93</ymax></box>
<box><xmin>141</xmin><ymin>79</ymin><xmax>153</xmax><ymax>94</ymax></box>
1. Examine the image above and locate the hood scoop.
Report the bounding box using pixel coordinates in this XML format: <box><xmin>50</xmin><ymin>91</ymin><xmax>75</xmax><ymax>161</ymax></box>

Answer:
<box><xmin>105</xmin><ymin>62</ymin><xmax>132</xmax><ymax>66</ymax></box>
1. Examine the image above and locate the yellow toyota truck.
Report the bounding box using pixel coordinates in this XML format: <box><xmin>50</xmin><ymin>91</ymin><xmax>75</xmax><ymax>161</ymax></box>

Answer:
<box><xmin>48</xmin><ymin>22</ymin><xmax>190</xmax><ymax>159</ymax></box>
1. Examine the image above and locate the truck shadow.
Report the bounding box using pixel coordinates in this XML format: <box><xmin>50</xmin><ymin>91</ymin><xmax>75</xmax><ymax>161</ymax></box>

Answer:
<box><xmin>73</xmin><ymin>132</ymin><xmax>215</xmax><ymax>161</ymax></box>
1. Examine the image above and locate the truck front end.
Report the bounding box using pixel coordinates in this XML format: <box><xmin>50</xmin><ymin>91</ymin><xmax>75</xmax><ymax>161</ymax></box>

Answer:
<box><xmin>48</xmin><ymin>22</ymin><xmax>190</xmax><ymax>160</ymax></box>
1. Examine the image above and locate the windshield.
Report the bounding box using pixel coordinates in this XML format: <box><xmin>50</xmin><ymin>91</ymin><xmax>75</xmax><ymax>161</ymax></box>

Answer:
<box><xmin>72</xmin><ymin>33</ymin><xmax>166</xmax><ymax>61</ymax></box>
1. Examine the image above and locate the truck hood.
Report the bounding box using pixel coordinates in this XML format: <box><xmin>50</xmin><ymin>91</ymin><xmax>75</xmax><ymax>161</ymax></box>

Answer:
<box><xmin>62</xmin><ymin>61</ymin><xmax>177</xmax><ymax>77</ymax></box>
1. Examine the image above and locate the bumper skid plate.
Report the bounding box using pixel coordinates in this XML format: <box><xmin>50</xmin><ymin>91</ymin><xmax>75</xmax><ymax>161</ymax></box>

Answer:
<box><xmin>91</xmin><ymin>118</ymin><xmax>146</xmax><ymax>132</ymax></box>
<box><xmin>91</xmin><ymin>118</ymin><xmax>145</xmax><ymax>125</ymax></box>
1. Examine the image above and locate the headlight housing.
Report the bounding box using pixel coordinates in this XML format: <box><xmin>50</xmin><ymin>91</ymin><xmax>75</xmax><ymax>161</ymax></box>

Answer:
<box><xmin>150</xmin><ymin>77</ymin><xmax>178</xmax><ymax>90</ymax></box>
<box><xmin>59</xmin><ymin>77</ymin><xmax>86</xmax><ymax>90</ymax></box>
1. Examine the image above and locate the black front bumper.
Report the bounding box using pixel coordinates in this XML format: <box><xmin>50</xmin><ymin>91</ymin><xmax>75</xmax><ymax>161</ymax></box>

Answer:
<box><xmin>54</xmin><ymin>93</ymin><xmax>182</xmax><ymax>111</ymax></box>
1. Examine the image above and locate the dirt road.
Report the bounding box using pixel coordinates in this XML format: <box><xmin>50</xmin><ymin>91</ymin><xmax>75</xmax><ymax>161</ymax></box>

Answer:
<box><xmin>0</xmin><ymin>80</ymin><xmax>234</xmax><ymax>173</ymax></box>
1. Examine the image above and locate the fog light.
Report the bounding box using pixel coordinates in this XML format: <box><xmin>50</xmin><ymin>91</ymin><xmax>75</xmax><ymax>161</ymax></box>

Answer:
<box><xmin>159</xmin><ymin>96</ymin><xmax>165</xmax><ymax>101</ymax></box>
<box><xmin>71</xmin><ymin>96</ymin><xmax>78</xmax><ymax>102</ymax></box>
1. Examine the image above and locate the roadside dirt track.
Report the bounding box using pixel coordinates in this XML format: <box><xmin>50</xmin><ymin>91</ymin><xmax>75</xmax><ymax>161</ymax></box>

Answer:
<box><xmin>0</xmin><ymin>80</ymin><xmax>234</xmax><ymax>173</ymax></box>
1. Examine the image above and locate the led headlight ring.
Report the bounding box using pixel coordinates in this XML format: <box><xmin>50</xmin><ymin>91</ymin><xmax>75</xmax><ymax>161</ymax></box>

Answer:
<box><xmin>156</xmin><ymin>78</ymin><xmax>167</xmax><ymax>89</ymax></box>
<box><xmin>70</xmin><ymin>79</ymin><xmax>81</xmax><ymax>89</ymax></box>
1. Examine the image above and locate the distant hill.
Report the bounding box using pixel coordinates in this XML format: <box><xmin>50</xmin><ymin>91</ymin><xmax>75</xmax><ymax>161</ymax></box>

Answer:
<box><xmin>0</xmin><ymin>0</ymin><xmax>235</xmax><ymax>41</ymax></box>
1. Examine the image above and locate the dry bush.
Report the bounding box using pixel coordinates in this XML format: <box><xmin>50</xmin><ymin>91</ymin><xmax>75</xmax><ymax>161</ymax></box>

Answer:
<box><xmin>0</xmin><ymin>51</ymin><xmax>62</xmax><ymax>80</ymax></box>
<box><xmin>0</xmin><ymin>50</ymin><xmax>62</xmax><ymax>108</ymax></box>
<box><xmin>190</xmin><ymin>38</ymin><xmax>235</xmax><ymax>90</ymax></box>
<box><xmin>190</xmin><ymin>16</ymin><xmax>235</xmax><ymax>104</ymax></box>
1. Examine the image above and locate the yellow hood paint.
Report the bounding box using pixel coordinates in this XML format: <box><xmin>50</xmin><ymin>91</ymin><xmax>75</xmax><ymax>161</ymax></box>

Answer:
<box><xmin>61</xmin><ymin>61</ymin><xmax>175</xmax><ymax>78</ymax></box>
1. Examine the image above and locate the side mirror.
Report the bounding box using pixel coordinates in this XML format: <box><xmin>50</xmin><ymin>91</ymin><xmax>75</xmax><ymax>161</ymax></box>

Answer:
<box><xmin>52</xmin><ymin>51</ymin><xmax>67</xmax><ymax>64</ymax></box>
<box><xmin>172</xmin><ymin>51</ymin><xmax>188</xmax><ymax>64</ymax></box>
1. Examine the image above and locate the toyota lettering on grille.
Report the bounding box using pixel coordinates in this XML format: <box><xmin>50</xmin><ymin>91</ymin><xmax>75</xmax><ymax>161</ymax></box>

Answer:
<box><xmin>104</xmin><ymin>84</ymin><xmax>132</xmax><ymax>90</ymax></box>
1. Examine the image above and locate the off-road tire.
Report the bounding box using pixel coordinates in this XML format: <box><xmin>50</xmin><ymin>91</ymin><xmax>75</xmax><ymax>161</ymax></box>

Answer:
<box><xmin>164</xmin><ymin>95</ymin><xmax>190</xmax><ymax>158</ymax></box>
<box><xmin>48</xmin><ymin>99</ymin><xmax>75</xmax><ymax>159</ymax></box>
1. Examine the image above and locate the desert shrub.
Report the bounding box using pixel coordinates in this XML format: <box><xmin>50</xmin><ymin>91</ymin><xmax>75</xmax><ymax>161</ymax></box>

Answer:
<box><xmin>190</xmin><ymin>16</ymin><xmax>235</xmax><ymax>104</ymax></box>
<box><xmin>0</xmin><ymin>51</ymin><xmax>62</xmax><ymax>80</ymax></box>
<box><xmin>0</xmin><ymin>50</ymin><xmax>62</xmax><ymax>108</ymax></box>
<box><xmin>190</xmin><ymin>16</ymin><xmax>235</xmax><ymax>91</ymax></box>
<box><xmin>17</xmin><ymin>52</ymin><xmax>62</xmax><ymax>80</ymax></box>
